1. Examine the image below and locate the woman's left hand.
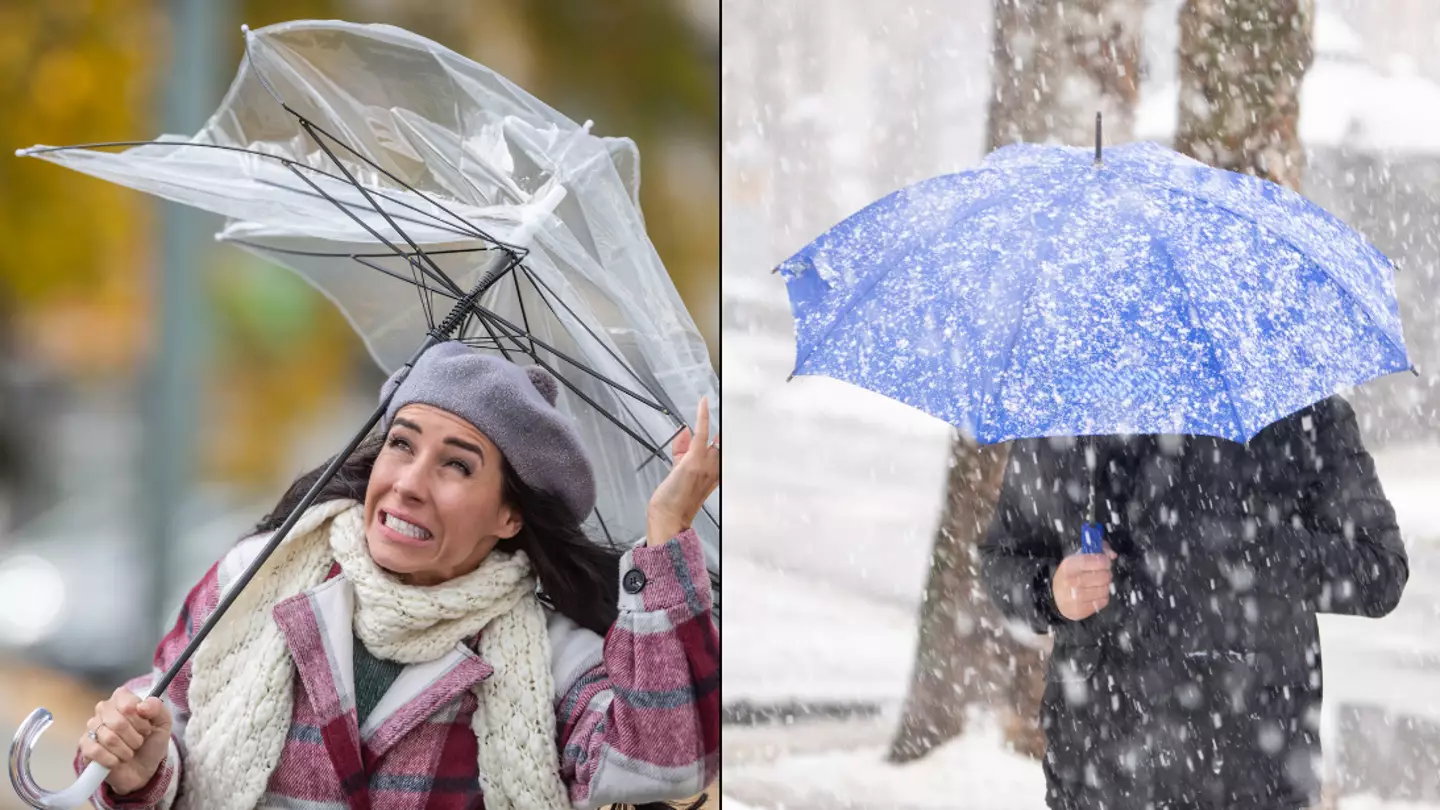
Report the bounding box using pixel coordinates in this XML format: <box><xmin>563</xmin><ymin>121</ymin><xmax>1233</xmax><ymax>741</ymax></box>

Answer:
<box><xmin>646</xmin><ymin>397</ymin><xmax>720</xmax><ymax>546</ymax></box>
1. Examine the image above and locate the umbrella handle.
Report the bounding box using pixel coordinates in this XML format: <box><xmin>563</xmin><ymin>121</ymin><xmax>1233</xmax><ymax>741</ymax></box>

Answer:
<box><xmin>1081</xmin><ymin>522</ymin><xmax>1104</xmax><ymax>555</ymax></box>
<box><xmin>9</xmin><ymin>707</ymin><xmax>110</xmax><ymax>808</ymax></box>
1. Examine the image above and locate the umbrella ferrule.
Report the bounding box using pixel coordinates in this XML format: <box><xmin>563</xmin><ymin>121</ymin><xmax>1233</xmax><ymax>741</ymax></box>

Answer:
<box><xmin>1094</xmin><ymin>111</ymin><xmax>1103</xmax><ymax>166</ymax></box>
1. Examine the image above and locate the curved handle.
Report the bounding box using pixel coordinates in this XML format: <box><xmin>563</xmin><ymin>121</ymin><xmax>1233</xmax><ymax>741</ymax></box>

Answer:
<box><xmin>9</xmin><ymin>707</ymin><xmax>110</xmax><ymax>809</ymax></box>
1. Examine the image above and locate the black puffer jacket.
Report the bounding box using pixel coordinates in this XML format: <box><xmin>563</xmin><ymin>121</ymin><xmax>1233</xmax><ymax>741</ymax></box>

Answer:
<box><xmin>979</xmin><ymin>396</ymin><xmax>1407</xmax><ymax>810</ymax></box>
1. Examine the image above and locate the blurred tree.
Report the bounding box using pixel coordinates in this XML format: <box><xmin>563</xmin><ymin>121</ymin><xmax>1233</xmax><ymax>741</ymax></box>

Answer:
<box><xmin>1171</xmin><ymin>0</ymin><xmax>1318</xmax><ymax>798</ymax></box>
<box><xmin>888</xmin><ymin>0</ymin><xmax>1146</xmax><ymax>765</ymax></box>
<box><xmin>0</xmin><ymin>1</ymin><xmax>158</xmax><ymax>372</ymax></box>
<box><xmin>1175</xmin><ymin>0</ymin><xmax>1314</xmax><ymax>189</ymax></box>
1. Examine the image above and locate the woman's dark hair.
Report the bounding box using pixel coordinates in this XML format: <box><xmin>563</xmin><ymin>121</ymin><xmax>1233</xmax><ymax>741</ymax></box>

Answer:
<box><xmin>254</xmin><ymin>433</ymin><xmax>622</xmax><ymax>635</ymax></box>
<box><xmin>254</xmin><ymin>435</ymin><xmax>710</xmax><ymax>809</ymax></box>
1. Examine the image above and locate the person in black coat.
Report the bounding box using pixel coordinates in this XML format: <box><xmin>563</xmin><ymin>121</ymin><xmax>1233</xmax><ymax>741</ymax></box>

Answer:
<box><xmin>979</xmin><ymin>395</ymin><xmax>1408</xmax><ymax>810</ymax></box>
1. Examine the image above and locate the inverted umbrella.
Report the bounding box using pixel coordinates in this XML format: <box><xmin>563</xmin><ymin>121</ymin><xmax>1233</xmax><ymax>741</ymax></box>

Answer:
<box><xmin>778</xmin><ymin>115</ymin><xmax>1412</xmax><ymax>553</ymax></box>
<box><xmin>9</xmin><ymin>20</ymin><xmax>718</xmax><ymax>808</ymax></box>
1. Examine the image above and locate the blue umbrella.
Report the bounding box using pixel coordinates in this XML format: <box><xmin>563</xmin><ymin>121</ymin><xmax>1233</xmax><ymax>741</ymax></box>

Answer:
<box><xmin>777</xmin><ymin>119</ymin><xmax>1413</xmax><ymax>553</ymax></box>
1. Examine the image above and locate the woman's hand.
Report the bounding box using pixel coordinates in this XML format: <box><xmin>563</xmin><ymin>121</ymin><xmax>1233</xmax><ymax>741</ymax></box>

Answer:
<box><xmin>646</xmin><ymin>397</ymin><xmax>720</xmax><ymax>547</ymax></box>
<box><xmin>78</xmin><ymin>687</ymin><xmax>173</xmax><ymax>795</ymax></box>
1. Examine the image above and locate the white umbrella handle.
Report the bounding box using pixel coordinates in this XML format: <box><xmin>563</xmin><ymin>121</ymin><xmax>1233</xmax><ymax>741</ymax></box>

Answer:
<box><xmin>10</xmin><ymin>707</ymin><xmax>111</xmax><ymax>808</ymax></box>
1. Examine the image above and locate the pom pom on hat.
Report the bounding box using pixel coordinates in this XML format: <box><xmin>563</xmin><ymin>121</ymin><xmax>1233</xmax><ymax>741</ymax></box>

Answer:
<box><xmin>524</xmin><ymin>365</ymin><xmax>560</xmax><ymax>407</ymax></box>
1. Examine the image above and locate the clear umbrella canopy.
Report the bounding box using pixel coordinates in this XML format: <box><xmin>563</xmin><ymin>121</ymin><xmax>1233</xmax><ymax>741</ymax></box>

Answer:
<box><xmin>21</xmin><ymin>20</ymin><xmax>720</xmax><ymax>577</ymax></box>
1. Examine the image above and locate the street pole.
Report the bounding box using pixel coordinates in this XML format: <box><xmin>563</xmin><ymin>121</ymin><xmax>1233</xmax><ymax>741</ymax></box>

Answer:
<box><xmin>140</xmin><ymin>0</ymin><xmax>227</xmax><ymax>668</ymax></box>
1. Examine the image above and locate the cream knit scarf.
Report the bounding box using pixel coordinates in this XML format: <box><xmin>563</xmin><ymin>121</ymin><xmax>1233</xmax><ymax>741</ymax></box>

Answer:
<box><xmin>176</xmin><ymin>499</ymin><xmax>571</xmax><ymax>810</ymax></box>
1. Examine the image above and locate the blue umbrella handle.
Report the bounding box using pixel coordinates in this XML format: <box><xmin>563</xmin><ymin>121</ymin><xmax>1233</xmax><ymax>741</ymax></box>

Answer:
<box><xmin>1081</xmin><ymin>522</ymin><xmax>1104</xmax><ymax>555</ymax></box>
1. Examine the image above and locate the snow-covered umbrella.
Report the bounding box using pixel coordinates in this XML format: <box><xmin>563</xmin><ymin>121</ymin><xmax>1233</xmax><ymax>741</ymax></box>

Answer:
<box><xmin>8</xmin><ymin>20</ymin><xmax>718</xmax><ymax>808</ymax></box>
<box><xmin>777</xmin><ymin>114</ymin><xmax>1412</xmax><ymax>554</ymax></box>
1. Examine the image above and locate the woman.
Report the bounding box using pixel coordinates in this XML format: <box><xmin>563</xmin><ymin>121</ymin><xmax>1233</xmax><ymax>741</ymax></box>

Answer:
<box><xmin>979</xmin><ymin>396</ymin><xmax>1406</xmax><ymax>810</ymax></box>
<box><xmin>75</xmin><ymin>341</ymin><xmax>719</xmax><ymax>810</ymax></box>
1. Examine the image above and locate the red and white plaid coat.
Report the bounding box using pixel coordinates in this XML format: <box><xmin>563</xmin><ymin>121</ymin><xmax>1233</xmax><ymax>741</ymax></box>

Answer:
<box><xmin>77</xmin><ymin>526</ymin><xmax>718</xmax><ymax>810</ymax></box>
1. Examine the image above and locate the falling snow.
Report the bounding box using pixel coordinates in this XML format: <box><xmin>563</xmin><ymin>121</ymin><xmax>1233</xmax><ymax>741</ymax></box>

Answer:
<box><xmin>724</xmin><ymin>0</ymin><xmax>1440</xmax><ymax>808</ymax></box>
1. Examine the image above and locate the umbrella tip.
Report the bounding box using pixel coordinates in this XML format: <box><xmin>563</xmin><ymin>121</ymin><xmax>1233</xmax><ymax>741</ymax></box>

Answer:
<box><xmin>786</xmin><ymin>373</ymin><xmax>795</xmax><ymax>383</ymax></box>
<box><xmin>1094</xmin><ymin>112</ymin><xmax>1103</xmax><ymax>165</ymax></box>
<box><xmin>241</xmin><ymin>23</ymin><xmax>250</xmax><ymax>34</ymax></box>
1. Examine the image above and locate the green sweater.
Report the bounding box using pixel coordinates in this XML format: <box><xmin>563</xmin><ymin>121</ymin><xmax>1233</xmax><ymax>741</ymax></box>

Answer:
<box><xmin>352</xmin><ymin>633</ymin><xmax>405</xmax><ymax>728</ymax></box>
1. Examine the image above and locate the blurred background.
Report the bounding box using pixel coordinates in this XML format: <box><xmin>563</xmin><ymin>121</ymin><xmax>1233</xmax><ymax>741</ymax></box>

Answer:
<box><xmin>723</xmin><ymin>1</ymin><xmax>1440</xmax><ymax>808</ymax></box>
<box><xmin>0</xmin><ymin>1</ymin><xmax>716</xmax><ymax>805</ymax></box>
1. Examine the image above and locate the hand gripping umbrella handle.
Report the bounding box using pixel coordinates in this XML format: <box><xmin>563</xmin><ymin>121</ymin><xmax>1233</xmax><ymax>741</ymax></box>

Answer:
<box><xmin>10</xmin><ymin>708</ymin><xmax>109</xmax><ymax>808</ymax></box>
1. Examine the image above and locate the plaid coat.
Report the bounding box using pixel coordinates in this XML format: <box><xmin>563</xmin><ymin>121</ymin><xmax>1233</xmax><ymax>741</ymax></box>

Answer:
<box><xmin>77</xmin><ymin>527</ymin><xmax>718</xmax><ymax>810</ymax></box>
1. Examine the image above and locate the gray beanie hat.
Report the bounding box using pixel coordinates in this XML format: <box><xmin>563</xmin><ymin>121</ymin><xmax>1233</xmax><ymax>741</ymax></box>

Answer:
<box><xmin>379</xmin><ymin>341</ymin><xmax>596</xmax><ymax>520</ymax></box>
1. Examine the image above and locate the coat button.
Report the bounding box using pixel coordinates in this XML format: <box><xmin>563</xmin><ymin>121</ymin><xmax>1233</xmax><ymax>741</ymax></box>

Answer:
<box><xmin>623</xmin><ymin>569</ymin><xmax>647</xmax><ymax>594</ymax></box>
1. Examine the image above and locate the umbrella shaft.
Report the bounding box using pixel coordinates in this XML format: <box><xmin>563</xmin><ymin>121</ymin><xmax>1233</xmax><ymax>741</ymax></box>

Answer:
<box><xmin>432</xmin><ymin>251</ymin><xmax>522</xmax><ymax>339</ymax></box>
<box><xmin>146</xmin><ymin>394</ymin><xmax>392</xmax><ymax>698</ymax></box>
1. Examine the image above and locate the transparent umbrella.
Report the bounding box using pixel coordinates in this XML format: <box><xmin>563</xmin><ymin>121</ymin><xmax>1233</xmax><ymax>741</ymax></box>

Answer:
<box><xmin>8</xmin><ymin>20</ymin><xmax>719</xmax><ymax>808</ymax></box>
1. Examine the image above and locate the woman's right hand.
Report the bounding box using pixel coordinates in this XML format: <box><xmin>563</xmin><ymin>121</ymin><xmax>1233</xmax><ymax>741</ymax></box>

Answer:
<box><xmin>78</xmin><ymin>687</ymin><xmax>173</xmax><ymax>795</ymax></box>
<box><xmin>1051</xmin><ymin>542</ymin><xmax>1118</xmax><ymax>622</ymax></box>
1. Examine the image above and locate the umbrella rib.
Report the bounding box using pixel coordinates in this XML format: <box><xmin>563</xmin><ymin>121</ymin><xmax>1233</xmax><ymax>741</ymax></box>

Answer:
<box><xmin>517</xmin><ymin>267</ymin><xmax>706</xmax><ymax>476</ymax></box>
<box><xmin>283</xmin><ymin>162</ymin><xmax>464</xmax><ymax>298</ymax></box>
<box><xmin>295</xmin><ymin>120</ymin><xmax>469</xmax><ymax>298</ymax></box>
<box><xmin>470</xmin><ymin>293</ymin><xmax>672</xmax><ymax>415</ymax></box>
<box><xmin>1129</xmin><ymin>178</ymin><xmax>1411</xmax><ymax>370</ymax></box>
<box><xmin>975</xmin><ymin>187</ymin><xmax>1085</xmax><ymax>441</ymax></box>
<box><xmin>231</xmin><ymin>238</ymin><xmax>468</xmax><ymax>332</ymax></box>
<box><xmin>519</xmin><ymin>266</ymin><xmax>677</xmax><ymax>416</ymax></box>
<box><xmin>638</xmin><ymin>425</ymin><xmax>688</xmax><ymax>473</ymax></box>
<box><xmin>469</xmin><ymin>308</ymin><xmax>670</xmax><ymax>461</ymax></box>
<box><xmin>512</xmin><ymin>267</ymin><xmax>535</xmax><ymax>355</ymax></box>
<box><xmin>593</xmin><ymin>508</ymin><xmax>616</xmax><ymax>549</ymax></box>
<box><xmin>223</xmin><ymin>242</ymin><xmax>499</xmax><ymax>260</ymax></box>
<box><xmin>375</xmin><ymin>254</ymin><xmax>436</xmax><ymax>330</ymax></box>
<box><xmin>282</xmin><ymin>109</ymin><xmax>523</xmax><ymax>253</ymax></box>
<box><xmin>470</xmin><ymin>309</ymin><xmax>516</xmax><ymax>362</ymax></box>
<box><xmin>251</xmin><ymin>177</ymin><xmax>483</xmax><ymax>240</ymax></box>
<box><xmin>473</xmin><ymin>307</ymin><xmax>678</xmax><ymax>475</ymax></box>
<box><xmin>1148</xmin><ymin>230</ymin><xmax>1248</xmax><ymax>439</ymax></box>
<box><xmin>22</xmin><ymin>140</ymin><xmax>490</xmax><ymax>242</ymax></box>
<box><xmin>347</xmin><ymin>254</ymin><xmax>459</xmax><ymax>302</ymax></box>
<box><xmin>406</xmin><ymin>251</ymin><xmax>438</xmax><ymax>331</ymax></box>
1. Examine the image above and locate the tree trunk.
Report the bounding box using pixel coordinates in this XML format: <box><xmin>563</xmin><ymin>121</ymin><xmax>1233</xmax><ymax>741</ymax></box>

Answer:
<box><xmin>1174</xmin><ymin>1</ymin><xmax>1317</xmax><ymax>804</ymax></box>
<box><xmin>888</xmin><ymin>0</ymin><xmax>1146</xmax><ymax>765</ymax></box>
<box><xmin>1175</xmin><ymin>0</ymin><xmax>1315</xmax><ymax>188</ymax></box>
<box><xmin>888</xmin><ymin>437</ymin><xmax>1018</xmax><ymax>762</ymax></box>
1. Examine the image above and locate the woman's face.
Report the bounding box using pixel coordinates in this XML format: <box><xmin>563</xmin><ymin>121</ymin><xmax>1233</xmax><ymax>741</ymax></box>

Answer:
<box><xmin>363</xmin><ymin>403</ymin><xmax>521</xmax><ymax>586</ymax></box>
